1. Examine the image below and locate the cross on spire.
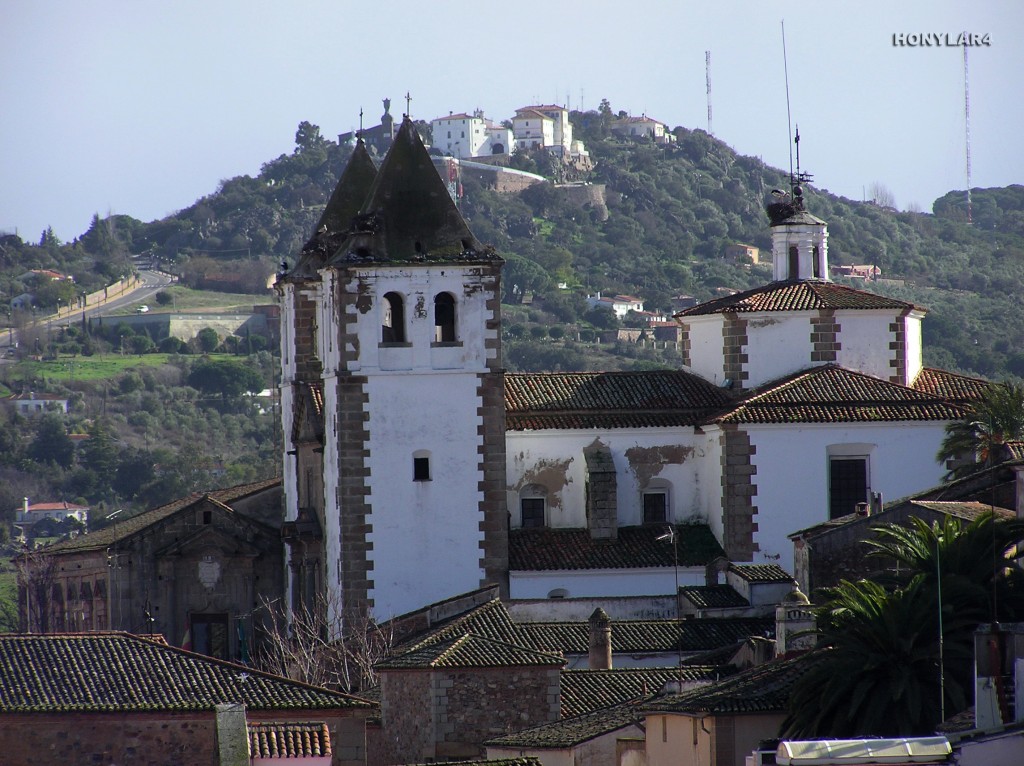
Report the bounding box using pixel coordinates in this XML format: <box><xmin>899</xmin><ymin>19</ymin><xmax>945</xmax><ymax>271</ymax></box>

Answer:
<box><xmin>405</xmin><ymin>91</ymin><xmax>412</xmax><ymax>118</ymax></box>
<box><xmin>357</xmin><ymin>107</ymin><xmax>364</xmax><ymax>138</ymax></box>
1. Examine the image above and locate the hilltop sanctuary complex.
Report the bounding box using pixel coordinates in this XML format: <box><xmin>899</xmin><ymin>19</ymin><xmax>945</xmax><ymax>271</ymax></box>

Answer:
<box><xmin>277</xmin><ymin>117</ymin><xmax>983</xmax><ymax>621</ymax></box>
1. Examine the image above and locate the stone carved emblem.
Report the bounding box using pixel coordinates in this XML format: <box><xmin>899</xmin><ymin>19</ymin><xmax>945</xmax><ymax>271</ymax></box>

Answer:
<box><xmin>198</xmin><ymin>555</ymin><xmax>221</xmax><ymax>590</ymax></box>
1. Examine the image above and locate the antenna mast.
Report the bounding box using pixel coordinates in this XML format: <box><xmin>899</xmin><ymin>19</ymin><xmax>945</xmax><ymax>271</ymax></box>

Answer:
<box><xmin>782</xmin><ymin>20</ymin><xmax>794</xmax><ymax>181</ymax></box>
<box><xmin>706</xmin><ymin>50</ymin><xmax>713</xmax><ymax>136</ymax></box>
<box><xmin>963</xmin><ymin>37</ymin><xmax>973</xmax><ymax>224</ymax></box>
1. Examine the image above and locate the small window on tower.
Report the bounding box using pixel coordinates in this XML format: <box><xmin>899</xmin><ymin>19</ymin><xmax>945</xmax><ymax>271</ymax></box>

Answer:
<box><xmin>413</xmin><ymin>455</ymin><xmax>431</xmax><ymax>481</ymax></box>
<box><xmin>434</xmin><ymin>293</ymin><xmax>457</xmax><ymax>343</ymax></box>
<box><xmin>812</xmin><ymin>245</ymin><xmax>821</xmax><ymax>278</ymax></box>
<box><xmin>788</xmin><ymin>245</ymin><xmax>799</xmax><ymax>279</ymax></box>
<box><xmin>382</xmin><ymin>292</ymin><xmax>406</xmax><ymax>343</ymax></box>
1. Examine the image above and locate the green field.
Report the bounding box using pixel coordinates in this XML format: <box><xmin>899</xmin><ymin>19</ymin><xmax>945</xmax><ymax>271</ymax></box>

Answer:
<box><xmin>111</xmin><ymin>285</ymin><xmax>274</xmax><ymax>315</ymax></box>
<box><xmin>4</xmin><ymin>354</ymin><xmax>176</xmax><ymax>383</ymax></box>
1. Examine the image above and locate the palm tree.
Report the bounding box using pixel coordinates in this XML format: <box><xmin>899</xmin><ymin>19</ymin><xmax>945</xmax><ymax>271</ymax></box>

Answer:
<box><xmin>783</xmin><ymin>579</ymin><xmax>974</xmax><ymax>738</ymax></box>
<box><xmin>937</xmin><ymin>381</ymin><xmax>1024</xmax><ymax>480</ymax></box>
<box><xmin>784</xmin><ymin>513</ymin><xmax>1024</xmax><ymax>738</ymax></box>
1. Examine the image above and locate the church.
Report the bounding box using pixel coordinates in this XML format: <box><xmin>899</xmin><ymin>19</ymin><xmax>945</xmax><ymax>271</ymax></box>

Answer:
<box><xmin>277</xmin><ymin>116</ymin><xmax>985</xmax><ymax>622</ymax></box>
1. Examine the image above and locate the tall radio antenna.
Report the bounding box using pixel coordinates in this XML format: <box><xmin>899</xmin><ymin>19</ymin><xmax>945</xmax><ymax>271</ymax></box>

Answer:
<box><xmin>782</xmin><ymin>20</ymin><xmax>794</xmax><ymax>181</ymax></box>
<box><xmin>706</xmin><ymin>50</ymin><xmax>713</xmax><ymax>136</ymax></box>
<box><xmin>963</xmin><ymin>37</ymin><xmax>973</xmax><ymax>224</ymax></box>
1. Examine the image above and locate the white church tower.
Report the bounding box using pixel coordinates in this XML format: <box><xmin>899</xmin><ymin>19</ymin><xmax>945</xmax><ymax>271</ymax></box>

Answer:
<box><xmin>314</xmin><ymin>118</ymin><xmax>508</xmax><ymax>621</ymax></box>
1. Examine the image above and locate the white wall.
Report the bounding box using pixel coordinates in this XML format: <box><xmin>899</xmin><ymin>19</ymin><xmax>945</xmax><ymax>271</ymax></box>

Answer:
<box><xmin>683</xmin><ymin>316</ymin><xmax>726</xmax><ymax>386</ymax></box>
<box><xmin>835</xmin><ymin>311</ymin><xmax>900</xmax><ymax>381</ymax></box>
<box><xmin>744</xmin><ymin>314</ymin><xmax>814</xmax><ymax>388</ymax></box>
<box><xmin>905</xmin><ymin>311</ymin><xmax>924</xmax><ymax>384</ymax></box>
<box><xmin>747</xmin><ymin>421</ymin><xmax>950</xmax><ymax>570</ymax></box>
<box><xmin>505</xmin><ymin>428</ymin><xmax>717</xmax><ymax>529</ymax></box>
<box><xmin>364</xmin><ymin>372</ymin><xmax>485</xmax><ymax>619</ymax></box>
<box><xmin>510</xmin><ymin>567</ymin><xmax>706</xmax><ymax>600</ymax></box>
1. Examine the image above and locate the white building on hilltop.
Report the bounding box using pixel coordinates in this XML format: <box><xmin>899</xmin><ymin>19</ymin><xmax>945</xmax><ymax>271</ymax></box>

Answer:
<box><xmin>513</xmin><ymin>104</ymin><xmax>588</xmax><ymax>160</ymax></box>
<box><xmin>278</xmin><ymin>132</ymin><xmax>985</xmax><ymax>621</ymax></box>
<box><xmin>430</xmin><ymin>111</ymin><xmax>511</xmax><ymax>158</ymax></box>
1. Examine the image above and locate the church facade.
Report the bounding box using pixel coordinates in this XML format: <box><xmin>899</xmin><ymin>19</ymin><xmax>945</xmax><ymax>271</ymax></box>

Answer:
<box><xmin>278</xmin><ymin>118</ymin><xmax>983</xmax><ymax>621</ymax></box>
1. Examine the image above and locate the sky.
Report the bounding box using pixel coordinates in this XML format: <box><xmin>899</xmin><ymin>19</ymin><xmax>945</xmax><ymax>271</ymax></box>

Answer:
<box><xmin>2</xmin><ymin>1</ymin><xmax>1021</xmax><ymax>243</ymax></box>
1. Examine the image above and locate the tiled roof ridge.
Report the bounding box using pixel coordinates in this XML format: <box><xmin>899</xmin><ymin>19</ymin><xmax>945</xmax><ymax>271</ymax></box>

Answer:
<box><xmin>397</xmin><ymin>598</ymin><xmax>518</xmax><ymax>654</ymax></box>
<box><xmin>676</xmin><ymin>279</ymin><xmax>920</xmax><ymax>317</ymax></box>
<box><xmin>0</xmin><ymin>632</ymin><xmax>375</xmax><ymax>711</ymax></box>
<box><xmin>382</xmin><ymin>630</ymin><xmax>564</xmax><ymax>669</ymax></box>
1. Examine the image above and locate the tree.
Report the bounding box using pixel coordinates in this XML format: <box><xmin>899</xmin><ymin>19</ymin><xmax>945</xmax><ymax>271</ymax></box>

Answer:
<box><xmin>196</xmin><ymin>327</ymin><xmax>220</xmax><ymax>353</ymax></box>
<box><xmin>785</xmin><ymin>512</ymin><xmax>1024</xmax><ymax>738</ymax></box>
<box><xmin>936</xmin><ymin>381</ymin><xmax>1024</xmax><ymax>479</ymax></box>
<box><xmin>81</xmin><ymin>419</ymin><xmax>119</xmax><ymax>479</ymax></box>
<box><xmin>27</xmin><ymin>414</ymin><xmax>74</xmax><ymax>468</ymax></box>
<box><xmin>187</xmin><ymin>358</ymin><xmax>265</xmax><ymax>401</ymax></box>
<box><xmin>257</xmin><ymin>594</ymin><xmax>393</xmax><ymax>693</ymax></box>
<box><xmin>783</xmin><ymin>579</ymin><xmax>973</xmax><ymax>738</ymax></box>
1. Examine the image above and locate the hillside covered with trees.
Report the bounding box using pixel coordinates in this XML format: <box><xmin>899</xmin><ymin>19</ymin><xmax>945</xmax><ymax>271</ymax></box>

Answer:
<box><xmin>1</xmin><ymin>109</ymin><xmax>1023</xmax><ymax>530</ymax></box>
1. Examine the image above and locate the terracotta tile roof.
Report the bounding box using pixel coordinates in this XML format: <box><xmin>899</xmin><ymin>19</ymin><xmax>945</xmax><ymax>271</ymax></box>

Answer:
<box><xmin>248</xmin><ymin>721</ymin><xmax>331</xmax><ymax>759</ymax></box>
<box><xmin>676</xmin><ymin>280</ymin><xmax>918</xmax><ymax>317</ymax></box>
<box><xmin>713</xmin><ymin>365</ymin><xmax>969</xmax><ymax>424</ymax></box>
<box><xmin>1004</xmin><ymin>441</ymin><xmax>1024</xmax><ymax>461</ymax></box>
<box><xmin>24</xmin><ymin>501</ymin><xmax>89</xmax><ymax>512</ymax></box>
<box><xmin>509</xmin><ymin>524</ymin><xmax>725</xmax><ymax>571</ymax></box>
<box><xmin>679</xmin><ymin>585</ymin><xmax>750</xmax><ymax>610</ymax></box>
<box><xmin>377</xmin><ymin>633</ymin><xmax>564</xmax><ymax>670</ymax></box>
<box><xmin>521</xmin><ymin>617</ymin><xmax>774</xmax><ymax>656</ymax></box>
<box><xmin>643</xmin><ymin>650</ymin><xmax>825</xmax><ymax>715</ymax></box>
<box><xmin>912</xmin><ymin>367</ymin><xmax>990</xmax><ymax>402</ymax></box>
<box><xmin>902</xmin><ymin>500</ymin><xmax>1014</xmax><ymax>521</ymax></box>
<box><xmin>44</xmin><ymin>478</ymin><xmax>281</xmax><ymax>553</ymax></box>
<box><xmin>392</xmin><ymin>598</ymin><xmax>533</xmax><ymax>655</ymax></box>
<box><xmin>728</xmin><ymin>563</ymin><xmax>793</xmax><ymax>583</ymax></box>
<box><xmin>0</xmin><ymin>633</ymin><xmax>372</xmax><ymax>713</ymax></box>
<box><xmin>561</xmin><ymin>667</ymin><xmax>722</xmax><ymax>718</ymax></box>
<box><xmin>486</xmin><ymin>702</ymin><xmax>647</xmax><ymax>749</ymax></box>
<box><xmin>506</xmin><ymin>371</ymin><xmax>731</xmax><ymax>430</ymax></box>
<box><xmin>788</xmin><ymin>512</ymin><xmax>862</xmax><ymax>541</ymax></box>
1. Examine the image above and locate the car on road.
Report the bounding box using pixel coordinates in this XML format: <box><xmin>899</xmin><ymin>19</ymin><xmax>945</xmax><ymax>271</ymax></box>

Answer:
<box><xmin>136</xmin><ymin>305</ymin><xmax>149</xmax><ymax>313</ymax></box>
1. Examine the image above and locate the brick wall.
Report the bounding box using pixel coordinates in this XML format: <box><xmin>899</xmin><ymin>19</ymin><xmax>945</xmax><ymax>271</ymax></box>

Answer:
<box><xmin>810</xmin><ymin>310</ymin><xmax>840</xmax><ymax>363</ymax></box>
<box><xmin>0</xmin><ymin>712</ymin><xmax>218</xmax><ymax>766</ymax></box>
<box><xmin>722</xmin><ymin>314</ymin><xmax>749</xmax><ymax>389</ymax></box>
<box><xmin>720</xmin><ymin>426</ymin><xmax>758</xmax><ymax>560</ymax></box>
<box><xmin>376</xmin><ymin>666</ymin><xmax>561</xmax><ymax>764</ymax></box>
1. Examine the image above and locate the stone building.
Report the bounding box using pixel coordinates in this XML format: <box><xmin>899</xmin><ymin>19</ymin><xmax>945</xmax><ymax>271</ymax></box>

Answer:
<box><xmin>26</xmin><ymin>479</ymin><xmax>283</xmax><ymax>661</ymax></box>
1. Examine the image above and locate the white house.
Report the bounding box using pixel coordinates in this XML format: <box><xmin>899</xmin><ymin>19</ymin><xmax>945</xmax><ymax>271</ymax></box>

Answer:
<box><xmin>611</xmin><ymin>114</ymin><xmax>674</xmax><ymax>144</ymax></box>
<box><xmin>585</xmin><ymin>292</ymin><xmax>644</xmax><ymax>318</ymax></box>
<box><xmin>5</xmin><ymin>392</ymin><xmax>69</xmax><ymax>415</ymax></box>
<box><xmin>513</xmin><ymin>104</ymin><xmax>587</xmax><ymax>160</ymax></box>
<box><xmin>278</xmin><ymin>126</ymin><xmax>983</xmax><ymax>622</ymax></box>
<box><xmin>430</xmin><ymin>111</ymin><xmax>511</xmax><ymax>158</ymax></box>
<box><xmin>16</xmin><ymin>499</ymin><xmax>89</xmax><ymax>525</ymax></box>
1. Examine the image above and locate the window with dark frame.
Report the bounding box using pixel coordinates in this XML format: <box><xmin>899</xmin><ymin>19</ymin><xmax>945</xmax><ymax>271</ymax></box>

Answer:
<box><xmin>643</xmin><ymin>492</ymin><xmax>668</xmax><ymax>524</ymax></box>
<box><xmin>413</xmin><ymin>456</ymin><xmax>431</xmax><ymax>481</ymax></box>
<box><xmin>521</xmin><ymin>498</ymin><xmax>545</xmax><ymax>528</ymax></box>
<box><xmin>788</xmin><ymin>245</ymin><xmax>799</xmax><ymax>278</ymax></box>
<box><xmin>829</xmin><ymin>457</ymin><xmax>868</xmax><ymax>519</ymax></box>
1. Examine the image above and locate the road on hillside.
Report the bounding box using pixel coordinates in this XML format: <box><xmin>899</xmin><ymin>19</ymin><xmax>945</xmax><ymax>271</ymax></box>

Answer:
<box><xmin>0</xmin><ymin>269</ymin><xmax>172</xmax><ymax>355</ymax></box>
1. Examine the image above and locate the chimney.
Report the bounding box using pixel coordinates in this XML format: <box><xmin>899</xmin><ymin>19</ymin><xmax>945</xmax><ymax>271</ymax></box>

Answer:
<box><xmin>588</xmin><ymin>608</ymin><xmax>612</xmax><ymax>669</ymax></box>
<box><xmin>23</xmin><ymin>497</ymin><xmax>29</xmax><ymax>516</ymax></box>
<box><xmin>584</xmin><ymin>443</ymin><xmax>617</xmax><ymax>541</ymax></box>
<box><xmin>855</xmin><ymin>502</ymin><xmax>869</xmax><ymax>517</ymax></box>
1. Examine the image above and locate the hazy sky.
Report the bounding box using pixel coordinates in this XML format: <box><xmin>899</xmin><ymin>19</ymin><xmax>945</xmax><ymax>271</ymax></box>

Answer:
<box><xmin>2</xmin><ymin>1</ymin><xmax>1021</xmax><ymax>243</ymax></box>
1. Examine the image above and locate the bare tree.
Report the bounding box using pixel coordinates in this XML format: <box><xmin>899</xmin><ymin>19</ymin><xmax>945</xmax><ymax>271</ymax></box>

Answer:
<box><xmin>256</xmin><ymin>594</ymin><xmax>393</xmax><ymax>693</ymax></box>
<box><xmin>15</xmin><ymin>546</ymin><xmax>58</xmax><ymax>632</ymax></box>
<box><xmin>868</xmin><ymin>182</ymin><xmax>896</xmax><ymax>209</ymax></box>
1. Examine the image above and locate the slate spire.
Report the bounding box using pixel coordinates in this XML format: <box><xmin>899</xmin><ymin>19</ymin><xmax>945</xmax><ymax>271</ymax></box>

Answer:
<box><xmin>292</xmin><ymin>138</ymin><xmax>378</xmax><ymax>278</ymax></box>
<box><xmin>331</xmin><ymin>116</ymin><xmax>495</xmax><ymax>265</ymax></box>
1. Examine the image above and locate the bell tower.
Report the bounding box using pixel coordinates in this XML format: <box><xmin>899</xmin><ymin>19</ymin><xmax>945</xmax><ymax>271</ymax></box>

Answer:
<box><xmin>318</xmin><ymin>117</ymin><xmax>508</xmax><ymax>620</ymax></box>
<box><xmin>767</xmin><ymin>130</ymin><xmax>829</xmax><ymax>281</ymax></box>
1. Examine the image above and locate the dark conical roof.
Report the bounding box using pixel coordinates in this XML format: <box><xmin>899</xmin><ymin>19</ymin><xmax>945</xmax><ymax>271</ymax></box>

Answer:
<box><xmin>330</xmin><ymin>117</ymin><xmax>497</xmax><ymax>265</ymax></box>
<box><xmin>291</xmin><ymin>139</ymin><xmax>378</xmax><ymax>279</ymax></box>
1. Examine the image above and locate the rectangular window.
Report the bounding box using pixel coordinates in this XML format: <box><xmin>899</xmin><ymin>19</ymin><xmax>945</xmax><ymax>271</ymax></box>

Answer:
<box><xmin>829</xmin><ymin>457</ymin><xmax>868</xmax><ymax>518</ymax></box>
<box><xmin>413</xmin><ymin>457</ymin><xmax>431</xmax><ymax>481</ymax></box>
<box><xmin>521</xmin><ymin>498</ymin><xmax>545</xmax><ymax>528</ymax></box>
<box><xmin>643</xmin><ymin>492</ymin><xmax>667</xmax><ymax>524</ymax></box>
